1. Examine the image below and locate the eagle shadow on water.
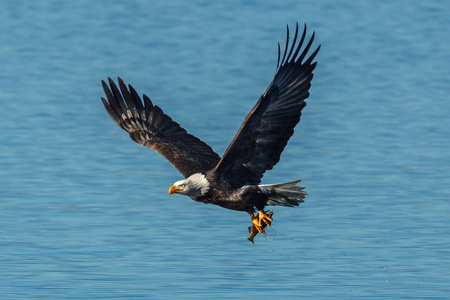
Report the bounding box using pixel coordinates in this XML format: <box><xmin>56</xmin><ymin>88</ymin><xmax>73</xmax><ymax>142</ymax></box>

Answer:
<box><xmin>101</xmin><ymin>23</ymin><xmax>320</xmax><ymax>243</ymax></box>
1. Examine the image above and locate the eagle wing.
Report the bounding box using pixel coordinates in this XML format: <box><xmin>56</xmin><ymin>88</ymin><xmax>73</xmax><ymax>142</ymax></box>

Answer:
<box><xmin>101</xmin><ymin>78</ymin><xmax>221</xmax><ymax>178</ymax></box>
<box><xmin>213</xmin><ymin>24</ymin><xmax>320</xmax><ymax>187</ymax></box>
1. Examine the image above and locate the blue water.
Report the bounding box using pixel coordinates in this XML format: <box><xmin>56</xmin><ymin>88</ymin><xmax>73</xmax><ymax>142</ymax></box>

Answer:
<box><xmin>1</xmin><ymin>0</ymin><xmax>449</xmax><ymax>298</ymax></box>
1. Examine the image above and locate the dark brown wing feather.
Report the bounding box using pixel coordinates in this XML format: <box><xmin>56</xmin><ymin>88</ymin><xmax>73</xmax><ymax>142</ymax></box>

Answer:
<box><xmin>213</xmin><ymin>23</ymin><xmax>320</xmax><ymax>187</ymax></box>
<box><xmin>101</xmin><ymin>77</ymin><xmax>220</xmax><ymax>178</ymax></box>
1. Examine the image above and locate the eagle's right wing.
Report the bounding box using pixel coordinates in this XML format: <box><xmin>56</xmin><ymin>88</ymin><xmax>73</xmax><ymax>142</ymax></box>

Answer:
<box><xmin>101</xmin><ymin>78</ymin><xmax>221</xmax><ymax>178</ymax></box>
<box><xmin>212</xmin><ymin>24</ymin><xmax>320</xmax><ymax>187</ymax></box>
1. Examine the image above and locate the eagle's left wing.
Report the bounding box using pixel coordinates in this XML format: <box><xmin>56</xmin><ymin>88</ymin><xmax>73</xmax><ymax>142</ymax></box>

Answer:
<box><xmin>101</xmin><ymin>78</ymin><xmax>221</xmax><ymax>178</ymax></box>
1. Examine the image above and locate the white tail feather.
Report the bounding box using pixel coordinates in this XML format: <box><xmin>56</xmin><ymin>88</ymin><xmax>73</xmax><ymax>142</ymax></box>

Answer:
<box><xmin>259</xmin><ymin>180</ymin><xmax>306</xmax><ymax>207</ymax></box>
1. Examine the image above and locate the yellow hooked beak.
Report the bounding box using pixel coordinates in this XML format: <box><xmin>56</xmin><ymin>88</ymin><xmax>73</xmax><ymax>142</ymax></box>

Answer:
<box><xmin>168</xmin><ymin>185</ymin><xmax>182</xmax><ymax>196</ymax></box>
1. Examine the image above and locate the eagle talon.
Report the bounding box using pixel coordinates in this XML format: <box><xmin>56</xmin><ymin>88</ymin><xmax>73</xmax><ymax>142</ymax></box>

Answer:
<box><xmin>248</xmin><ymin>210</ymin><xmax>274</xmax><ymax>242</ymax></box>
<box><xmin>252</xmin><ymin>219</ymin><xmax>265</xmax><ymax>233</ymax></box>
<box><xmin>251</xmin><ymin>210</ymin><xmax>273</xmax><ymax>233</ymax></box>
<box><xmin>259</xmin><ymin>211</ymin><xmax>273</xmax><ymax>226</ymax></box>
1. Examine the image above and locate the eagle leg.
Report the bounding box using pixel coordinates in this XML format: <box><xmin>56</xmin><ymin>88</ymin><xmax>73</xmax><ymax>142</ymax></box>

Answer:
<box><xmin>251</xmin><ymin>210</ymin><xmax>273</xmax><ymax>233</ymax></box>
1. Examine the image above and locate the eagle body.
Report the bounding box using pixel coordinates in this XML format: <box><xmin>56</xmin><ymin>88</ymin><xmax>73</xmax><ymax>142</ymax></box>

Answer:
<box><xmin>187</xmin><ymin>171</ymin><xmax>304</xmax><ymax>213</ymax></box>
<box><xmin>101</xmin><ymin>23</ymin><xmax>320</xmax><ymax>241</ymax></box>
<box><xmin>194</xmin><ymin>173</ymin><xmax>268</xmax><ymax>213</ymax></box>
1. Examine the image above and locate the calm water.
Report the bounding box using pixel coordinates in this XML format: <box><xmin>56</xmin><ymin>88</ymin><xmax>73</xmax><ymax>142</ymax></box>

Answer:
<box><xmin>1</xmin><ymin>1</ymin><xmax>449</xmax><ymax>298</ymax></box>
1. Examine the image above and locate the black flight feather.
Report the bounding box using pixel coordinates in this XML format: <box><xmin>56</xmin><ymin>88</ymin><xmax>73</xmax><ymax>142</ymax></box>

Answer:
<box><xmin>212</xmin><ymin>24</ymin><xmax>320</xmax><ymax>187</ymax></box>
<box><xmin>101</xmin><ymin>78</ymin><xmax>220</xmax><ymax>178</ymax></box>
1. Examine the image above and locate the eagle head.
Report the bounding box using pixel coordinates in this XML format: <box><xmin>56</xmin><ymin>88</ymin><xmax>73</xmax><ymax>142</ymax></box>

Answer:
<box><xmin>168</xmin><ymin>173</ymin><xmax>210</xmax><ymax>198</ymax></box>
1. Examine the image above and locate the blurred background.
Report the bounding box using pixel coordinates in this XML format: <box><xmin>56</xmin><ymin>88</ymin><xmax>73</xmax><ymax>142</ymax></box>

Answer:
<box><xmin>0</xmin><ymin>0</ymin><xmax>449</xmax><ymax>298</ymax></box>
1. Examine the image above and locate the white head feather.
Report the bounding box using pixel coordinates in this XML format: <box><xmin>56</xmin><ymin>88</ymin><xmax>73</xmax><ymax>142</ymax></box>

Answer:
<box><xmin>170</xmin><ymin>173</ymin><xmax>210</xmax><ymax>198</ymax></box>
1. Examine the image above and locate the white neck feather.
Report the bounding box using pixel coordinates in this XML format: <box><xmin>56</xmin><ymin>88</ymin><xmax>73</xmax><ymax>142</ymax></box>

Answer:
<box><xmin>187</xmin><ymin>173</ymin><xmax>210</xmax><ymax>196</ymax></box>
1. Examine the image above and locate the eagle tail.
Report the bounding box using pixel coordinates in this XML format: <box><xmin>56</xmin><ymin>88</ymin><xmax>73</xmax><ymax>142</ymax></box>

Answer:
<box><xmin>260</xmin><ymin>180</ymin><xmax>306</xmax><ymax>207</ymax></box>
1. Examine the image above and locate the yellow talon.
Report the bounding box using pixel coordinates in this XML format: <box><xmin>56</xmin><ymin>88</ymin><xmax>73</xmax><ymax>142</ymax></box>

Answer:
<box><xmin>259</xmin><ymin>210</ymin><xmax>273</xmax><ymax>226</ymax></box>
<box><xmin>248</xmin><ymin>210</ymin><xmax>274</xmax><ymax>243</ymax></box>
<box><xmin>251</xmin><ymin>210</ymin><xmax>273</xmax><ymax>233</ymax></box>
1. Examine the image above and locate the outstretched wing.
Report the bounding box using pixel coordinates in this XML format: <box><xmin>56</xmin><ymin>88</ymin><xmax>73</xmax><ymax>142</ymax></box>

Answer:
<box><xmin>213</xmin><ymin>23</ymin><xmax>320</xmax><ymax>187</ymax></box>
<box><xmin>101</xmin><ymin>77</ymin><xmax>221</xmax><ymax>178</ymax></box>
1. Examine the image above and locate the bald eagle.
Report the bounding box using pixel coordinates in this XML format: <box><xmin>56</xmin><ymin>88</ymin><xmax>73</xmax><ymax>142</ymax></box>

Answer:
<box><xmin>101</xmin><ymin>23</ymin><xmax>320</xmax><ymax>241</ymax></box>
